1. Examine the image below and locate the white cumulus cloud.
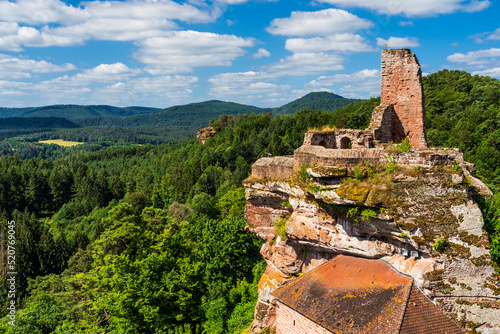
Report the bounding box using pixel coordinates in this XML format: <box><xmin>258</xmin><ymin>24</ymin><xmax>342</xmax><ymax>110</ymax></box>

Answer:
<box><xmin>208</xmin><ymin>70</ymin><xmax>293</xmax><ymax>105</ymax></box>
<box><xmin>0</xmin><ymin>54</ymin><xmax>75</xmax><ymax>79</ymax></box>
<box><xmin>472</xmin><ymin>67</ymin><xmax>500</xmax><ymax>78</ymax></box>
<box><xmin>135</xmin><ymin>30</ymin><xmax>255</xmax><ymax>74</ymax></box>
<box><xmin>0</xmin><ymin>0</ymin><xmax>223</xmax><ymax>51</ymax></box>
<box><xmin>267</xmin><ymin>9</ymin><xmax>373</xmax><ymax>37</ymax></box>
<box><xmin>447</xmin><ymin>48</ymin><xmax>500</xmax><ymax>68</ymax></box>
<box><xmin>308</xmin><ymin>69</ymin><xmax>379</xmax><ymax>86</ymax></box>
<box><xmin>0</xmin><ymin>23</ymin><xmax>79</xmax><ymax>51</ymax></box>
<box><xmin>376</xmin><ymin>37</ymin><xmax>420</xmax><ymax>48</ymax></box>
<box><xmin>93</xmin><ymin>75</ymin><xmax>200</xmax><ymax>107</ymax></box>
<box><xmin>39</xmin><ymin>63</ymin><xmax>141</xmax><ymax>89</ymax></box>
<box><xmin>253</xmin><ymin>48</ymin><xmax>271</xmax><ymax>59</ymax></box>
<box><xmin>486</xmin><ymin>28</ymin><xmax>500</xmax><ymax>41</ymax></box>
<box><xmin>265</xmin><ymin>53</ymin><xmax>345</xmax><ymax>76</ymax></box>
<box><xmin>83</xmin><ymin>0</ymin><xmax>215</xmax><ymax>24</ymax></box>
<box><xmin>286</xmin><ymin>33</ymin><xmax>375</xmax><ymax>53</ymax></box>
<box><xmin>399</xmin><ymin>21</ymin><xmax>414</xmax><ymax>26</ymax></box>
<box><xmin>0</xmin><ymin>69</ymin><xmax>199</xmax><ymax>107</ymax></box>
<box><xmin>0</xmin><ymin>0</ymin><xmax>88</xmax><ymax>25</ymax></box>
<box><xmin>46</xmin><ymin>18</ymin><xmax>177</xmax><ymax>42</ymax></box>
<box><xmin>314</xmin><ymin>0</ymin><xmax>491</xmax><ymax>17</ymax></box>
<box><xmin>307</xmin><ymin>69</ymin><xmax>380</xmax><ymax>99</ymax></box>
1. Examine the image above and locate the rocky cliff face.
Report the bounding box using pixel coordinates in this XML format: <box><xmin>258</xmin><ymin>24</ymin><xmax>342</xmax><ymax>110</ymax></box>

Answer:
<box><xmin>244</xmin><ymin>162</ymin><xmax>500</xmax><ymax>333</ymax></box>
<box><xmin>197</xmin><ymin>126</ymin><xmax>218</xmax><ymax>144</ymax></box>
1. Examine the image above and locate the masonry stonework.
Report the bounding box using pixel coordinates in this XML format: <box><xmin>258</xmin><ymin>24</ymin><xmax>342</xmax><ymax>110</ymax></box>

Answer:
<box><xmin>275</xmin><ymin>302</ymin><xmax>331</xmax><ymax>334</ymax></box>
<box><xmin>368</xmin><ymin>103</ymin><xmax>406</xmax><ymax>144</ymax></box>
<box><xmin>381</xmin><ymin>49</ymin><xmax>428</xmax><ymax>148</ymax></box>
<box><xmin>251</xmin><ymin>156</ymin><xmax>294</xmax><ymax>179</ymax></box>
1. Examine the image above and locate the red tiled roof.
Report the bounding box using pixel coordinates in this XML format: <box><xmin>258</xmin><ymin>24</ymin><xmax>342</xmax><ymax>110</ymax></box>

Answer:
<box><xmin>273</xmin><ymin>255</ymin><xmax>465</xmax><ymax>334</ymax></box>
<box><xmin>400</xmin><ymin>284</ymin><xmax>464</xmax><ymax>334</ymax></box>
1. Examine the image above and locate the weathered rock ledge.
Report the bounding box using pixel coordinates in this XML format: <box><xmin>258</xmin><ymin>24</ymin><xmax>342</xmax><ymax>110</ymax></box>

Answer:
<box><xmin>244</xmin><ymin>163</ymin><xmax>500</xmax><ymax>333</ymax></box>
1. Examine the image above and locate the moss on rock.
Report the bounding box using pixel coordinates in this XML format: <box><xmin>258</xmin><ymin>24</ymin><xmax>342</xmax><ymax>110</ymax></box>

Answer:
<box><xmin>365</xmin><ymin>187</ymin><xmax>391</xmax><ymax>207</ymax></box>
<box><xmin>335</xmin><ymin>185</ymin><xmax>370</xmax><ymax>204</ymax></box>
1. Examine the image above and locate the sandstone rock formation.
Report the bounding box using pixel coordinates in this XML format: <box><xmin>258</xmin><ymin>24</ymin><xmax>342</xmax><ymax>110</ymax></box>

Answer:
<box><xmin>244</xmin><ymin>49</ymin><xmax>499</xmax><ymax>334</ymax></box>
<box><xmin>245</xmin><ymin>163</ymin><xmax>499</xmax><ymax>333</ymax></box>
<box><xmin>197</xmin><ymin>126</ymin><xmax>218</xmax><ymax>144</ymax></box>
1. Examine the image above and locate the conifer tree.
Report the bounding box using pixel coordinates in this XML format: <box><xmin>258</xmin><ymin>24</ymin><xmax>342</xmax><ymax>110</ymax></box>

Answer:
<box><xmin>75</xmin><ymin>229</ymin><xmax>90</xmax><ymax>251</ymax></box>
<box><xmin>55</xmin><ymin>232</ymin><xmax>69</xmax><ymax>274</ymax></box>
<box><xmin>25</xmin><ymin>173</ymin><xmax>41</xmax><ymax>212</ymax></box>
<box><xmin>38</xmin><ymin>227</ymin><xmax>57</xmax><ymax>276</ymax></box>
<box><xmin>15</xmin><ymin>210</ymin><xmax>39</xmax><ymax>300</ymax></box>
<box><xmin>95</xmin><ymin>167</ymin><xmax>112</xmax><ymax>208</ymax></box>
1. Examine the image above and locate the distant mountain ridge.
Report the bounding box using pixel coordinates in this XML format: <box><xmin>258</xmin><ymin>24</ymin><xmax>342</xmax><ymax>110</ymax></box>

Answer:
<box><xmin>0</xmin><ymin>105</ymin><xmax>160</xmax><ymax>119</ymax></box>
<box><xmin>0</xmin><ymin>92</ymin><xmax>354</xmax><ymax>122</ymax></box>
<box><xmin>272</xmin><ymin>92</ymin><xmax>359</xmax><ymax>115</ymax></box>
<box><xmin>0</xmin><ymin>92</ymin><xmax>357</xmax><ymax>140</ymax></box>
<box><xmin>0</xmin><ymin>117</ymin><xmax>79</xmax><ymax>129</ymax></box>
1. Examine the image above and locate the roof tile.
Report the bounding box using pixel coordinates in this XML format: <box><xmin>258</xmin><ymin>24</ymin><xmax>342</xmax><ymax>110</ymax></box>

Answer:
<box><xmin>400</xmin><ymin>284</ymin><xmax>464</xmax><ymax>334</ymax></box>
<box><xmin>273</xmin><ymin>255</ymin><xmax>465</xmax><ymax>334</ymax></box>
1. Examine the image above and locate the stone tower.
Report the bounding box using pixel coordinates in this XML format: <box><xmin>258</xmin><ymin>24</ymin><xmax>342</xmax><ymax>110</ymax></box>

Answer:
<box><xmin>381</xmin><ymin>49</ymin><xmax>428</xmax><ymax>149</ymax></box>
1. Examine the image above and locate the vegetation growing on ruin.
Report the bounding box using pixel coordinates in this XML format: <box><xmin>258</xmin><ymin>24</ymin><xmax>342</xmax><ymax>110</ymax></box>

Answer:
<box><xmin>326</xmin><ymin>162</ymin><xmax>473</xmax><ymax>251</ymax></box>
<box><xmin>433</xmin><ymin>236</ymin><xmax>448</xmax><ymax>251</ymax></box>
<box><xmin>307</xmin><ymin>125</ymin><xmax>337</xmax><ymax>133</ymax></box>
<box><xmin>273</xmin><ymin>217</ymin><xmax>289</xmax><ymax>240</ymax></box>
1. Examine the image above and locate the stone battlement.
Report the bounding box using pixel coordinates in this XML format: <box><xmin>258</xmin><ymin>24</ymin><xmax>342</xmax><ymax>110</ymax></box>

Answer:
<box><xmin>294</xmin><ymin>146</ymin><xmax>464</xmax><ymax>170</ymax></box>
<box><xmin>251</xmin><ymin>156</ymin><xmax>295</xmax><ymax>179</ymax></box>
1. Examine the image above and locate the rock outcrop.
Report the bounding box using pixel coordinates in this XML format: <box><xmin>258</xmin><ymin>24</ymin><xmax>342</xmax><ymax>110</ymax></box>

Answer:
<box><xmin>197</xmin><ymin>126</ymin><xmax>218</xmax><ymax>144</ymax></box>
<box><xmin>244</xmin><ymin>49</ymin><xmax>499</xmax><ymax>334</ymax></box>
<box><xmin>245</xmin><ymin>164</ymin><xmax>499</xmax><ymax>333</ymax></box>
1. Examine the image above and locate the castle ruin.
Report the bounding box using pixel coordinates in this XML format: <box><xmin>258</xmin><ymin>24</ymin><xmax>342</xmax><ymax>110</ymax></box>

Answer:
<box><xmin>380</xmin><ymin>49</ymin><xmax>427</xmax><ymax>149</ymax></box>
<box><xmin>245</xmin><ymin>49</ymin><xmax>499</xmax><ymax>333</ymax></box>
<box><xmin>252</xmin><ymin>49</ymin><xmax>462</xmax><ymax>180</ymax></box>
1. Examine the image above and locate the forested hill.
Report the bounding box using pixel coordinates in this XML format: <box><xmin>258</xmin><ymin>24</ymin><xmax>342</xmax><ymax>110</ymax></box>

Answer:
<box><xmin>0</xmin><ymin>92</ymin><xmax>356</xmax><ymax>128</ymax></box>
<box><xmin>0</xmin><ymin>117</ymin><xmax>79</xmax><ymax>129</ymax></box>
<box><xmin>0</xmin><ymin>93</ymin><xmax>357</xmax><ymax>146</ymax></box>
<box><xmin>0</xmin><ymin>105</ymin><xmax>160</xmax><ymax>119</ymax></box>
<box><xmin>271</xmin><ymin>91</ymin><xmax>359</xmax><ymax>115</ymax></box>
<box><xmin>75</xmin><ymin>100</ymin><xmax>272</xmax><ymax>128</ymax></box>
<box><xmin>75</xmin><ymin>92</ymin><xmax>357</xmax><ymax>126</ymax></box>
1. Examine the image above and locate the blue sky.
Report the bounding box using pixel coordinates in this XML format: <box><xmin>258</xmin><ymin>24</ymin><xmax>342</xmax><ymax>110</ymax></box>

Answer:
<box><xmin>0</xmin><ymin>0</ymin><xmax>498</xmax><ymax>108</ymax></box>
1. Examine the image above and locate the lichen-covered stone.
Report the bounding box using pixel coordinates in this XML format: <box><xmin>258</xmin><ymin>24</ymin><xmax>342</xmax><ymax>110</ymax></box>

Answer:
<box><xmin>334</xmin><ymin>185</ymin><xmax>371</xmax><ymax>204</ymax></box>
<box><xmin>245</xmin><ymin>166</ymin><xmax>499</xmax><ymax>332</ymax></box>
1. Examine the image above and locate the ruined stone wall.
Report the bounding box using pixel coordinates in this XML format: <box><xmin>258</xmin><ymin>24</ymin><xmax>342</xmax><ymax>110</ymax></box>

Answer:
<box><xmin>291</xmin><ymin>146</ymin><xmax>465</xmax><ymax>172</ymax></box>
<box><xmin>333</xmin><ymin>129</ymin><xmax>371</xmax><ymax>149</ymax></box>
<box><xmin>275</xmin><ymin>302</ymin><xmax>331</xmax><ymax>334</ymax></box>
<box><xmin>369</xmin><ymin>103</ymin><xmax>406</xmax><ymax>144</ymax></box>
<box><xmin>381</xmin><ymin>49</ymin><xmax>428</xmax><ymax>149</ymax></box>
<box><xmin>251</xmin><ymin>156</ymin><xmax>294</xmax><ymax>179</ymax></box>
<box><xmin>196</xmin><ymin>126</ymin><xmax>218</xmax><ymax>144</ymax></box>
<box><xmin>303</xmin><ymin>132</ymin><xmax>337</xmax><ymax>148</ymax></box>
<box><xmin>304</xmin><ymin>130</ymin><xmax>373</xmax><ymax>150</ymax></box>
<box><xmin>293</xmin><ymin>146</ymin><xmax>384</xmax><ymax>170</ymax></box>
